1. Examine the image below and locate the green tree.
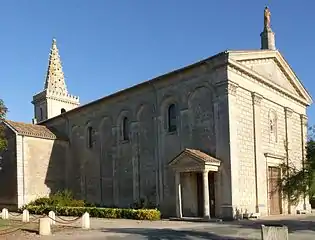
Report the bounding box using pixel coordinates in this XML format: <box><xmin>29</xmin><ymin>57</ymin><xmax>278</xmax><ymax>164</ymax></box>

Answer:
<box><xmin>0</xmin><ymin>99</ymin><xmax>8</xmax><ymax>151</ymax></box>
<box><xmin>278</xmin><ymin>125</ymin><xmax>315</xmax><ymax>205</ymax></box>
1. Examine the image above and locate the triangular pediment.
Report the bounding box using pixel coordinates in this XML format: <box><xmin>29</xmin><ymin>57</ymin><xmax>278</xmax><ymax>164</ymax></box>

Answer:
<box><xmin>170</xmin><ymin>155</ymin><xmax>204</xmax><ymax>169</ymax></box>
<box><xmin>227</xmin><ymin>50</ymin><xmax>312</xmax><ymax>105</ymax></box>
<box><xmin>169</xmin><ymin>148</ymin><xmax>220</xmax><ymax>172</ymax></box>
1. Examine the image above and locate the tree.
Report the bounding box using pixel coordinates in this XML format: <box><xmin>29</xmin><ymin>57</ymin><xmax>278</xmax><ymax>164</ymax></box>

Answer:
<box><xmin>0</xmin><ymin>99</ymin><xmax>8</xmax><ymax>151</ymax></box>
<box><xmin>278</xmin><ymin>125</ymin><xmax>315</xmax><ymax>205</ymax></box>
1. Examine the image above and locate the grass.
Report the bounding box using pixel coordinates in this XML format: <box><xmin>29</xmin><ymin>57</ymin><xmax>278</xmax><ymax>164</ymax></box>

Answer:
<box><xmin>0</xmin><ymin>219</ymin><xmax>11</xmax><ymax>228</ymax></box>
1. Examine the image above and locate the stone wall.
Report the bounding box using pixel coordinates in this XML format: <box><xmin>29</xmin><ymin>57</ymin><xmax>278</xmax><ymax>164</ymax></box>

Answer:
<box><xmin>228</xmin><ymin>57</ymin><xmax>310</xmax><ymax>217</ymax></box>
<box><xmin>39</xmin><ymin>52</ymin><xmax>311</xmax><ymax>218</ymax></box>
<box><xmin>235</xmin><ymin>87</ymin><xmax>256</xmax><ymax>213</ymax></box>
<box><xmin>21</xmin><ymin>136</ymin><xmax>68</xmax><ymax>205</ymax></box>
<box><xmin>43</xmin><ymin>59</ymin><xmax>226</xmax><ymax>216</ymax></box>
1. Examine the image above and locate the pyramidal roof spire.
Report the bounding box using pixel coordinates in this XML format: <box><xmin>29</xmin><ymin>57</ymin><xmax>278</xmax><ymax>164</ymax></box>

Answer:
<box><xmin>44</xmin><ymin>38</ymin><xmax>68</xmax><ymax>94</ymax></box>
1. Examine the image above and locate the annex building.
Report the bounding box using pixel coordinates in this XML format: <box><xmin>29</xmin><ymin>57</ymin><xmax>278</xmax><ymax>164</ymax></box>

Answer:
<box><xmin>0</xmin><ymin>7</ymin><xmax>312</xmax><ymax>219</ymax></box>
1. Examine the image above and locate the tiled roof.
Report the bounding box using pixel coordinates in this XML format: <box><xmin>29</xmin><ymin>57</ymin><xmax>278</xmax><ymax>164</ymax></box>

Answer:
<box><xmin>4</xmin><ymin>120</ymin><xmax>67</xmax><ymax>140</ymax></box>
<box><xmin>183</xmin><ymin>148</ymin><xmax>221</xmax><ymax>164</ymax></box>
<box><xmin>169</xmin><ymin>148</ymin><xmax>221</xmax><ymax>166</ymax></box>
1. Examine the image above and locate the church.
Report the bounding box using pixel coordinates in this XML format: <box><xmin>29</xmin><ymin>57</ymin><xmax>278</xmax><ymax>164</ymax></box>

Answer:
<box><xmin>0</xmin><ymin>7</ymin><xmax>313</xmax><ymax>219</ymax></box>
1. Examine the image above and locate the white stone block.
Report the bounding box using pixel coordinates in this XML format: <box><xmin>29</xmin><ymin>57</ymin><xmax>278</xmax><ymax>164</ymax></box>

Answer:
<box><xmin>39</xmin><ymin>217</ymin><xmax>51</xmax><ymax>236</ymax></box>
<box><xmin>1</xmin><ymin>208</ymin><xmax>8</xmax><ymax>219</ymax></box>
<box><xmin>48</xmin><ymin>211</ymin><xmax>56</xmax><ymax>225</ymax></box>
<box><xmin>261</xmin><ymin>224</ymin><xmax>288</xmax><ymax>240</ymax></box>
<box><xmin>82</xmin><ymin>212</ymin><xmax>90</xmax><ymax>229</ymax></box>
<box><xmin>22</xmin><ymin>209</ymin><xmax>29</xmax><ymax>222</ymax></box>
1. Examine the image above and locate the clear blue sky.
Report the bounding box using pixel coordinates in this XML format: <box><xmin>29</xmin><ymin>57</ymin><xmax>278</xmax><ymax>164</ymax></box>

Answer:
<box><xmin>1</xmin><ymin>1</ymin><xmax>315</xmax><ymax>125</ymax></box>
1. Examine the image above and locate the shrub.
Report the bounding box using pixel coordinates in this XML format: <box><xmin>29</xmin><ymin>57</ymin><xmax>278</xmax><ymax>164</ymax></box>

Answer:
<box><xmin>25</xmin><ymin>190</ymin><xmax>90</xmax><ymax>208</ymax></box>
<box><xmin>24</xmin><ymin>206</ymin><xmax>161</xmax><ymax>221</ymax></box>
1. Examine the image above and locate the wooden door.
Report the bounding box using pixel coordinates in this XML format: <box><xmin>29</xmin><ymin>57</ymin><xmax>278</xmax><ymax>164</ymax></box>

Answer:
<box><xmin>268</xmin><ymin>166</ymin><xmax>282</xmax><ymax>215</ymax></box>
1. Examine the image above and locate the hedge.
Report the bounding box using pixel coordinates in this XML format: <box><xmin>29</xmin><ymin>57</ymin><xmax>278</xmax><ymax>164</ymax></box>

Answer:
<box><xmin>24</xmin><ymin>205</ymin><xmax>161</xmax><ymax>221</ymax></box>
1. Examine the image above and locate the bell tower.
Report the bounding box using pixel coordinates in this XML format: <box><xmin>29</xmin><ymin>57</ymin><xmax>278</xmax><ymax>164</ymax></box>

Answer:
<box><xmin>32</xmin><ymin>39</ymin><xmax>80</xmax><ymax>123</ymax></box>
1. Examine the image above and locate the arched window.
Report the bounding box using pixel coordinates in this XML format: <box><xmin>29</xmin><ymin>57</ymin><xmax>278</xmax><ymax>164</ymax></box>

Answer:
<box><xmin>122</xmin><ymin>117</ymin><xmax>129</xmax><ymax>140</ymax></box>
<box><xmin>61</xmin><ymin>108</ymin><xmax>66</xmax><ymax>114</ymax></box>
<box><xmin>39</xmin><ymin>108</ymin><xmax>43</xmax><ymax>121</ymax></box>
<box><xmin>168</xmin><ymin>104</ymin><xmax>177</xmax><ymax>132</ymax></box>
<box><xmin>87</xmin><ymin>126</ymin><xmax>93</xmax><ymax>148</ymax></box>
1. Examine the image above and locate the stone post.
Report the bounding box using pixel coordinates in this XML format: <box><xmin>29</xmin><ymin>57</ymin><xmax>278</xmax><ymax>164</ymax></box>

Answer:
<box><xmin>175</xmin><ymin>171</ymin><xmax>182</xmax><ymax>218</ymax></box>
<box><xmin>261</xmin><ymin>224</ymin><xmax>288</xmax><ymax>240</ymax></box>
<box><xmin>82</xmin><ymin>212</ymin><xmax>90</xmax><ymax>229</ymax></box>
<box><xmin>1</xmin><ymin>208</ymin><xmax>8</xmax><ymax>220</ymax></box>
<box><xmin>48</xmin><ymin>211</ymin><xmax>56</xmax><ymax>225</ymax></box>
<box><xmin>39</xmin><ymin>217</ymin><xmax>51</xmax><ymax>236</ymax></box>
<box><xmin>22</xmin><ymin>209</ymin><xmax>29</xmax><ymax>222</ymax></box>
<box><xmin>203</xmin><ymin>170</ymin><xmax>210</xmax><ymax>219</ymax></box>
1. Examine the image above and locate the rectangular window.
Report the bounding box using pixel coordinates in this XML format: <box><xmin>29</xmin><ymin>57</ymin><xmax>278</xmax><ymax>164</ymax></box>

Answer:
<box><xmin>87</xmin><ymin>127</ymin><xmax>93</xmax><ymax>148</ymax></box>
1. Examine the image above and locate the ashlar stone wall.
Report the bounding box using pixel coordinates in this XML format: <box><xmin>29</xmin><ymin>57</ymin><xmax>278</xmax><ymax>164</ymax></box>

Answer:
<box><xmin>21</xmin><ymin>136</ymin><xmax>68</xmax><ymax>205</ymax></box>
<box><xmin>43</xmin><ymin>58</ymin><xmax>228</xmax><ymax>216</ymax></box>
<box><xmin>228</xmin><ymin>57</ymin><xmax>309</xmax><ymax>217</ymax></box>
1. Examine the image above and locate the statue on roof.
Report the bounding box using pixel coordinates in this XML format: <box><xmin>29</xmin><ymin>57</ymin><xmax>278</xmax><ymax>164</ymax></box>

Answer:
<box><xmin>264</xmin><ymin>6</ymin><xmax>271</xmax><ymax>29</ymax></box>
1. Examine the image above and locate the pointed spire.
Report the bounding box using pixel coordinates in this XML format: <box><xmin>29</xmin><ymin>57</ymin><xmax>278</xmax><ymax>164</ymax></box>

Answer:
<box><xmin>44</xmin><ymin>38</ymin><xmax>68</xmax><ymax>94</ymax></box>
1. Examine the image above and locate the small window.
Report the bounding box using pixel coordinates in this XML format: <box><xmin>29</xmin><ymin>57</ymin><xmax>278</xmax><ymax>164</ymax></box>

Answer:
<box><xmin>87</xmin><ymin>126</ymin><xmax>93</xmax><ymax>148</ymax></box>
<box><xmin>168</xmin><ymin>104</ymin><xmax>177</xmax><ymax>132</ymax></box>
<box><xmin>61</xmin><ymin>108</ymin><xmax>66</xmax><ymax>114</ymax></box>
<box><xmin>122</xmin><ymin>117</ymin><xmax>129</xmax><ymax>141</ymax></box>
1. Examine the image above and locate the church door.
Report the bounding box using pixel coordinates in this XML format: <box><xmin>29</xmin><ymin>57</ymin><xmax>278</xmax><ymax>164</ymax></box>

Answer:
<box><xmin>268</xmin><ymin>166</ymin><xmax>282</xmax><ymax>215</ymax></box>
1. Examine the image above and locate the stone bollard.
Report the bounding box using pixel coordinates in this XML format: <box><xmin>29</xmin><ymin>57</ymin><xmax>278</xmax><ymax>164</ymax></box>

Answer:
<box><xmin>261</xmin><ymin>224</ymin><xmax>289</xmax><ymax>240</ymax></box>
<box><xmin>1</xmin><ymin>208</ymin><xmax>8</xmax><ymax>220</ymax></box>
<box><xmin>22</xmin><ymin>209</ymin><xmax>30</xmax><ymax>222</ymax></box>
<box><xmin>82</xmin><ymin>212</ymin><xmax>90</xmax><ymax>229</ymax></box>
<box><xmin>39</xmin><ymin>217</ymin><xmax>51</xmax><ymax>236</ymax></box>
<box><xmin>48</xmin><ymin>211</ymin><xmax>56</xmax><ymax>225</ymax></box>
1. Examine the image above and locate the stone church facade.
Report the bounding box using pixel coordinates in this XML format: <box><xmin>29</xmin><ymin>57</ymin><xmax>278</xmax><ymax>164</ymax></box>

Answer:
<box><xmin>0</xmin><ymin>8</ymin><xmax>313</xmax><ymax>219</ymax></box>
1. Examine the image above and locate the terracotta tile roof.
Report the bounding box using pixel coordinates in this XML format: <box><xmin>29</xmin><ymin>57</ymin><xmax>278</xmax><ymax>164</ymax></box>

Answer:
<box><xmin>4</xmin><ymin>120</ymin><xmax>67</xmax><ymax>140</ymax></box>
<box><xmin>183</xmin><ymin>148</ymin><xmax>221</xmax><ymax>164</ymax></box>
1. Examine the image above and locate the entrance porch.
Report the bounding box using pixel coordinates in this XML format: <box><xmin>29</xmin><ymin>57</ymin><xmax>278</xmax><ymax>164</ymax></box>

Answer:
<box><xmin>169</xmin><ymin>148</ymin><xmax>221</xmax><ymax>219</ymax></box>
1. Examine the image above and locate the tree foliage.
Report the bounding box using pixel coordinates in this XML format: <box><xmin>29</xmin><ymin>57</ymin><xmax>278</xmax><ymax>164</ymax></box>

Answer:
<box><xmin>278</xmin><ymin>125</ymin><xmax>315</xmax><ymax>205</ymax></box>
<box><xmin>0</xmin><ymin>99</ymin><xmax>8</xmax><ymax>151</ymax></box>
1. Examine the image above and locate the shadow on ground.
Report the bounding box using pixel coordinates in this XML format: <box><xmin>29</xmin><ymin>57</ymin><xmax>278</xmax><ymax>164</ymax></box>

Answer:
<box><xmin>227</xmin><ymin>219</ymin><xmax>315</xmax><ymax>234</ymax></box>
<box><xmin>171</xmin><ymin>217</ymin><xmax>315</xmax><ymax>234</ymax></box>
<box><xmin>102</xmin><ymin>228</ymin><xmax>248</xmax><ymax>240</ymax></box>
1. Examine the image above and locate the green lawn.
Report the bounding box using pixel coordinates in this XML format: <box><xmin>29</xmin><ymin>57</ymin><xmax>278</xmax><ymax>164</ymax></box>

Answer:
<box><xmin>0</xmin><ymin>219</ymin><xmax>10</xmax><ymax>228</ymax></box>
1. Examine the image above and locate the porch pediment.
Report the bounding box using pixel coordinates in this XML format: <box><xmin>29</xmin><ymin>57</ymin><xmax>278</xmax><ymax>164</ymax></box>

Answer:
<box><xmin>169</xmin><ymin>148</ymin><xmax>221</xmax><ymax>172</ymax></box>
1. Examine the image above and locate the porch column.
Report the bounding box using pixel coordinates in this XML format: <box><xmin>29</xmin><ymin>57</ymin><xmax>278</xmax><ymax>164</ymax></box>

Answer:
<box><xmin>203</xmin><ymin>170</ymin><xmax>210</xmax><ymax>219</ymax></box>
<box><xmin>175</xmin><ymin>171</ymin><xmax>182</xmax><ymax>218</ymax></box>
